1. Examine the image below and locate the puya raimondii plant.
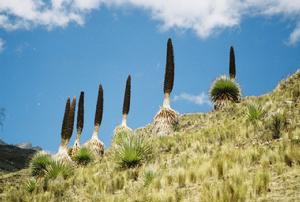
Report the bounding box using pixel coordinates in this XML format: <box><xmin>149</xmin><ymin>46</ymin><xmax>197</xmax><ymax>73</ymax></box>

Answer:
<box><xmin>71</xmin><ymin>91</ymin><xmax>84</xmax><ymax>156</ymax></box>
<box><xmin>54</xmin><ymin>97</ymin><xmax>76</xmax><ymax>163</ymax></box>
<box><xmin>153</xmin><ymin>38</ymin><xmax>179</xmax><ymax>136</ymax></box>
<box><xmin>84</xmin><ymin>84</ymin><xmax>105</xmax><ymax>157</ymax></box>
<box><xmin>114</xmin><ymin>75</ymin><xmax>133</xmax><ymax>138</ymax></box>
<box><xmin>209</xmin><ymin>46</ymin><xmax>241</xmax><ymax>110</ymax></box>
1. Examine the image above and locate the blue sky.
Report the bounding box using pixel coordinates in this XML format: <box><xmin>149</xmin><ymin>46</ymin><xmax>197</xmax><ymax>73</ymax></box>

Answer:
<box><xmin>0</xmin><ymin>1</ymin><xmax>300</xmax><ymax>152</ymax></box>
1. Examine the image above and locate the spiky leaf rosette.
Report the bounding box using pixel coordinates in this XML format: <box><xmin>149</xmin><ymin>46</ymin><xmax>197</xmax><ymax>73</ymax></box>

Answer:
<box><xmin>229</xmin><ymin>46</ymin><xmax>236</xmax><ymax>79</ymax></box>
<box><xmin>210</xmin><ymin>76</ymin><xmax>241</xmax><ymax>110</ymax></box>
<box><xmin>61</xmin><ymin>97</ymin><xmax>71</xmax><ymax>141</ymax></box>
<box><xmin>122</xmin><ymin>75</ymin><xmax>131</xmax><ymax>115</ymax></box>
<box><xmin>68</xmin><ymin>97</ymin><xmax>76</xmax><ymax>139</ymax></box>
<box><xmin>163</xmin><ymin>38</ymin><xmax>175</xmax><ymax>94</ymax></box>
<box><xmin>94</xmin><ymin>84</ymin><xmax>103</xmax><ymax>127</ymax></box>
<box><xmin>77</xmin><ymin>92</ymin><xmax>84</xmax><ymax>134</ymax></box>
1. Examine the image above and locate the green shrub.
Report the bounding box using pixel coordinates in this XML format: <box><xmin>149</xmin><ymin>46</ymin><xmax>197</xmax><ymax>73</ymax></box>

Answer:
<box><xmin>25</xmin><ymin>178</ymin><xmax>37</xmax><ymax>193</ymax></box>
<box><xmin>73</xmin><ymin>147</ymin><xmax>94</xmax><ymax>165</ymax></box>
<box><xmin>45</xmin><ymin>161</ymin><xmax>73</xmax><ymax>180</ymax></box>
<box><xmin>246</xmin><ymin>104</ymin><xmax>264</xmax><ymax>124</ymax></box>
<box><xmin>268</xmin><ymin>114</ymin><xmax>288</xmax><ymax>139</ymax></box>
<box><xmin>115</xmin><ymin>135</ymin><xmax>152</xmax><ymax>168</ymax></box>
<box><xmin>30</xmin><ymin>153</ymin><xmax>53</xmax><ymax>177</ymax></box>
<box><xmin>210</xmin><ymin>76</ymin><xmax>241</xmax><ymax>110</ymax></box>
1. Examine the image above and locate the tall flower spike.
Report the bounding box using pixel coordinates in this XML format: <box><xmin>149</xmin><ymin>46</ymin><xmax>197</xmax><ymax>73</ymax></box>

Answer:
<box><xmin>68</xmin><ymin>96</ymin><xmax>76</xmax><ymax>140</ymax></box>
<box><xmin>94</xmin><ymin>84</ymin><xmax>103</xmax><ymax>128</ymax></box>
<box><xmin>84</xmin><ymin>85</ymin><xmax>104</xmax><ymax>157</ymax></box>
<box><xmin>61</xmin><ymin>97</ymin><xmax>71</xmax><ymax>141</ymax></box>
<box><xmin>71</xmin><ymin>92</ymin><xmax>84</xmax><ymax>156</ymax></box>
<box><xmin>122</xmin><ymin>75</ymin><xmax>131</xmax><ymax>116</ymax></box>
<box><xmin>77</xmin><ymin>92</ymin><xmax>84</xmax><ymax>134</ymax></box>
<box><xmin>55</xmin><ymin>97</ymin><xmax>73</xmax><ymax>163</ymax></box>
<box><xmin>164</xmin><ymin>38</ymin><xmax>175</xmax><ymax>94</ymax></box>
<box><xmin>229</xmin><ymin>46</ymin><xmax>236</xmax><ymax>79</ymax></box>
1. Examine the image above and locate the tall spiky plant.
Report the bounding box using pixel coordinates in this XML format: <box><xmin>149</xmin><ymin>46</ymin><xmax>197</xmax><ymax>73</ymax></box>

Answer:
<box><xmin>163</xmin><ymin>38</ymin><xmax>174</xmax><ymax>108</ymax></box>
<box><xmin>54</xmin><ymin>97</ymin><xmax>76</xmax><ymax>163</ymax></box>
<box><xmin>229</xmin><ymin>46</ymin><xmax>236</xmax><ymax>79</ymax></box>
<box><xmin>84</xmin><ymin>85</ymin><xmax>104</xmax><ymax>156</ymax></box>
<box><xmin>71</xmin><ymin>92</ymin><xmax>84</xmax><ymax>156</ymax></box>
<box><xmin>122</xmin><ymin>75</ymin><xmax>131</xmax><ymax>127</ymax></box>
<box><xmin>210</xmin><ymin>76</ymin><xmax>241</xmax><ymax>110</ymax></box>
<box><xmin>113</xmin><ymin>75</ymin><xmax>132</xmax><ymax>141</ymax></box>
<box><xmin>153</xmin><ymin>38</ymin><xmax>179</xmax><ymax>136</ymax></box>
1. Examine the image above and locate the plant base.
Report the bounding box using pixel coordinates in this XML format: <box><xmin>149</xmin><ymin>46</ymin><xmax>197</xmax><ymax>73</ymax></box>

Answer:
<box><xmin>70</xmin><ymin>145</ymin><xmax>80</xmax><ymax>157</ymax></box>
<box><xmin>152</xmin><ymin>107</ymin><xmax>179</xmax><ymax>136</ymax></box>
<box><xmin>114</xmin><ymin>125</ymin><xmax>132</xmax><ymax>135</ymax></box>
<box><xmin>53</xmin><ymin>150</ymin><xmax>73</xmax><ymax>163</ymax></box>
<box><xmin>84</xmin><ymin>138</ymin><xmax>104</xmax><ymax>157</ymax></box>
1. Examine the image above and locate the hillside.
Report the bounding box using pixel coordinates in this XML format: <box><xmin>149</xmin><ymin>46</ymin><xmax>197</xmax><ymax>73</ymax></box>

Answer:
<box><xmin>1</xmin><ymin>70</ymin><xmax>300</xmax><ymax>201</ymax></box>
<box><xmin>0</xmin><ymin>144</ymin><xmax>37</xmax><ymax>172</ymax></box>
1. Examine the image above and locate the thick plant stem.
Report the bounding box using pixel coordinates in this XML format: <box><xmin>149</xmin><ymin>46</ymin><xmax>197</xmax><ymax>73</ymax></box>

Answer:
<box><xmin>74</xmin><ymin>131</ymin><xmax>81</xmax><ymax>146</ymax></box>
<box><xmin>55</xmin><ymin>139</ymin><xmax>72</xmax><ymax>162</ymax></box>
<box><xmin>163</xmin><ymin>93</ymin><xmax>171</xmax><ymax>109</ymax></box>
<box><xmin>121</xmin><ymin>114</ymin><xmax>127</xmax><ymax>128</ymax></box>
<box><xmin>92</xmin><ymin>125</ymin><xmax>100</xmax><ymax>140</ymax></box>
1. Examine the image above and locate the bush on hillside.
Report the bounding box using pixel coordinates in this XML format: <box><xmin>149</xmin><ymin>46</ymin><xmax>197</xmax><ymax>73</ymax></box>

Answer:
<box><xmin>268</xmin><ymin>114</ymin><xmax>288</xmax><ymax>139</ymax></box>
<box><xmin>73</xmin><ymin>147</ymin><xmax>94</xmax><ymax>166</ymax></box>
<box><xmin>115</xmin><ymin>135</ymin><xmax>152</xmax><ymax>168</ymax></box>
<box><xmin>210</xmin><ymin>76</ymin><xmax>241</xmax><ymax>110</ymax></box>
<box><xmin>30</xmin><ymin>153</ymin><xmax>53</xmax><ymax>177</ymax></box>
<box><xmin>45</xmin><ymin>161</ymin><xmax>73</xmax><ymax>180</ymax></box>
<box><xmin>246</xmin><ymin>104</ymin><xmax>265</xmax><ymax>125</ymax></box>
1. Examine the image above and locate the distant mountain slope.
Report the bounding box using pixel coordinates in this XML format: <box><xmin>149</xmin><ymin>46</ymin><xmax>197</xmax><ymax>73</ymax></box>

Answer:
<box><xmin>0</xmin><ymin>139</ymin><xmax>6</xmax><ymax>145</ymax></box>
<box><xmin>0</xmin><ymin>144</ymin><xmax>37</xmax><ymax>172</ymax></box>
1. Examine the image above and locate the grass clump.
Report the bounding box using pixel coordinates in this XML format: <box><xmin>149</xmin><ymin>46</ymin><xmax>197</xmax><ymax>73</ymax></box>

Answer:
<box><xmin>115</xmin><ymin>134</ymin><xmax>152</xmax><ymax>168</ymax></box>
<box><xmin>252</xmin><ymin>170</ymin><xmax>270</xmax><ymax>196</ymax></box>
<box><xmin>30</xmin><ymin>153</ymin><xmax>53</xmax><ymax>177</ymax></box>
<box><xmin>45</xmin><ymin>161</ymin><xmax>73</xmax><ymax>180</ymax></box>
<box><xmin>210</xmin><ymin>76</ymin><xmax>241</xmax><ymax>110</ymax></box>
<box><xmin>246</xmin><ymin>104</ymin><xmax>264</xmax><ymax>124</ymax></box>
<box><xmin>73</xmin><ymin>147</ymin><xmax>94</xmax><ymax>166</ymax></box>
<box><xmin>25</xmin><ymin>178</ymin><xmax>37</xmax><ymax>193</ymax></box>
<box><xmin>143</xmin><ymin>170</ymin><xmax>156</xmax><ymax>186</ymax></box>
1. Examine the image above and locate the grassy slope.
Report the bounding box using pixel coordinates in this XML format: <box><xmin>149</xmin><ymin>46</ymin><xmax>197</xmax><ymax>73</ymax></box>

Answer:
<box><xmin>1</xmin><ymin>70</ymin><xmax>300</xmax><ymax>202</ymax></box>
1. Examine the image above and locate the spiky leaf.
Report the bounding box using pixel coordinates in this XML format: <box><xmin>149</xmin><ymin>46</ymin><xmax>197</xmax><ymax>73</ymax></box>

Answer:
<box><xmin>122</xmin><ymin>75</ymin><xmax>131</xmax><ymax>115</ymax></box>
<box><xmin>229</xmin><ymin>46</ymin><xmax>236</xmax><ymax>79</ymax></box>
<box><xmin>77</xmin><ymin>91</ymin><xmax>84</xmax><ymax>134</ymax></box>
<box><xmin>164</xmin><ymin>38</ymin><xmax>175</xmax><ymax>94</ymax></box>
<box><xmin>94</xmin><ymin>84</ymin><xmax>104</xmax><ymax>127</ymax></box>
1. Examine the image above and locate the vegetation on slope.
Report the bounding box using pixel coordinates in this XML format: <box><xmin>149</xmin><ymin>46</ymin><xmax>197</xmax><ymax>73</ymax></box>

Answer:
<box><xmin>0</xmin><ymin>70</ymin><xmax>300</xmax><ymax>201</ymax></box>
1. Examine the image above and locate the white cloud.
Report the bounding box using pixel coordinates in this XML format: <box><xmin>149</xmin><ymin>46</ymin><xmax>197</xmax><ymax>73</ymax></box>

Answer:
<box><xmin>0</xmin><ymin>38</ymin><xmax>5</xmax><ymax>53</ymax></box>
<box><xmin>174</xmin><ymin>92</ymin><xmax>211</xmax><ymax>106</ymax></box>
<box><xmin>0</xmin><ymin>0</ymin><xmax>300</xmax><ymax>44</ymax></box>
<box><xmin>289</xmin><ymin>23</ymin><xmax>300</xmax><ymax>45</ymax></box>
